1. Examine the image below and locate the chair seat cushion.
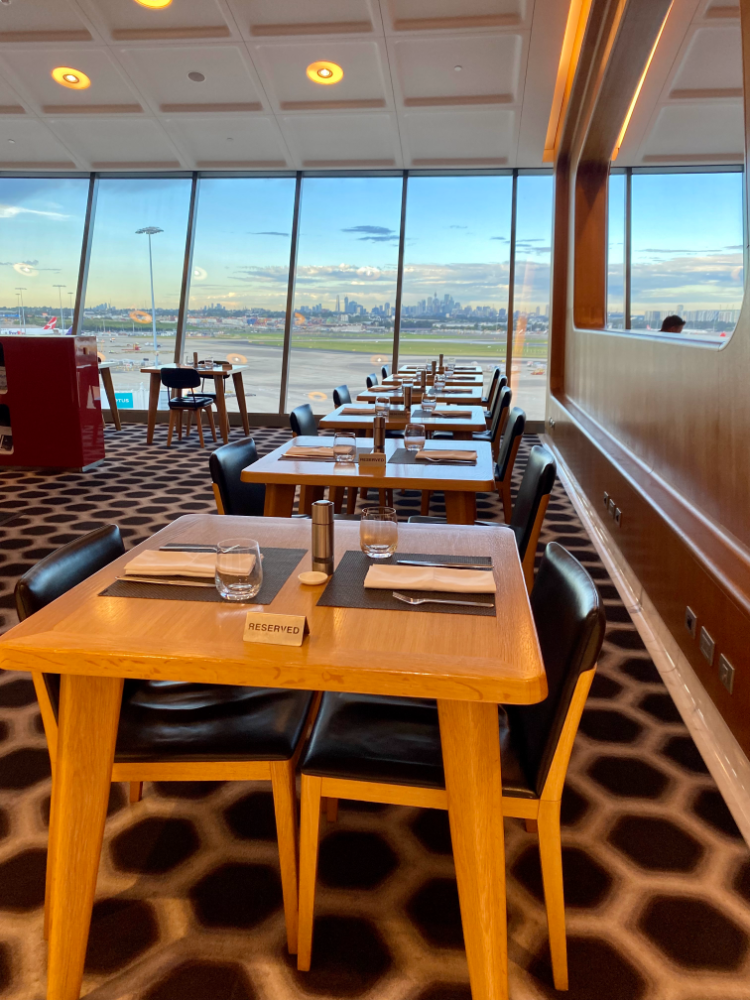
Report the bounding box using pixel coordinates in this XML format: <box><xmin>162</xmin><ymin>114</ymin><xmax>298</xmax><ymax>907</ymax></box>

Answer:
<box><xmin>472</xmin><ymin>430</ymin><xmax>492</xmax><ymax>441</ymax></box>
<box><xmin>300</xmin><ymin>692</ymin><xmax>535</xmax><ymax>798</ymax></box>
<box><xmin>431</xmin><ymin>431</ymin><xmax>454</xmax><ymax>440</ymax></box>
<box><xmin>168</xmin><ymin>395</ymin><xmax>214</xmax><ymax>409</ymax></box>
<box><xmin>114</xmin><ymin>681</ymin><xmax>314</xmax><ymax>763</ymax></box>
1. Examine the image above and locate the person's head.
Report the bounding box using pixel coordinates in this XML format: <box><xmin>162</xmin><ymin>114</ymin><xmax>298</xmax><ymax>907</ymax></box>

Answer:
<box><xmin>661</xmin><ymin>315</ymin><xmax>685</xmax><ymax>333</ymax></box>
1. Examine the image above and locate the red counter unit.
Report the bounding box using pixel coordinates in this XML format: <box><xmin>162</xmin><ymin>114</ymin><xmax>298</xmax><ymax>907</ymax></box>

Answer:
<box><xmin>0</xmin><ymin>335</ymin><xmax>105</xmax><ymax>469</ymax></box>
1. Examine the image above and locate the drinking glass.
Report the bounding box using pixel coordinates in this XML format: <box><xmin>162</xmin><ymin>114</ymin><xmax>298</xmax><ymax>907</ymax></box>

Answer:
<box><xmin>360</xmin><ymin>507</ymin><xmax>398</xmax><ymax>559</ymax></box>
<box><xmin>375</xmin><ymin>396</ymin><xmax>390</xmax><ymax>417</ymax></box>
<box><xmin>215</xmin><ymin>538</ymin><xmax>263</xmax><ymax>601</ymax></box>
<box><xmin>404</xmin><ymin>422</ymin><xmax>426</xmax><ymax>452</ymax></box>
<box><xmin>421</xmin><ymin>388</ymin><xmax>437</xmax><ymax>413</ymax></box>
<box><xmin>333</xmin><ymin>431</ymin><xmax>357</xmax><ymax>464</ymax></box>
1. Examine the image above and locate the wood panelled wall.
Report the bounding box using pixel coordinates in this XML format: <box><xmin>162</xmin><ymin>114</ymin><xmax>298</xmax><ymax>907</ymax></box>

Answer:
<box><xmin>548</xmin><ymin>0</ymin><xmax>750</xmax><ymax>753</ymax></box>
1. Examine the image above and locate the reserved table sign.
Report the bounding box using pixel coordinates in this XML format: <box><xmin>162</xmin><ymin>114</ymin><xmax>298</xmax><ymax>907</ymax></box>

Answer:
<box><xmin>244</xmin><ymin>612</ymin><xmax>308</xmax><ymax>646</ymax></box>
<box><xmin>358</xmin><ymin>452</ymin><xmax>386</xmax><ymax>474</ymax></box>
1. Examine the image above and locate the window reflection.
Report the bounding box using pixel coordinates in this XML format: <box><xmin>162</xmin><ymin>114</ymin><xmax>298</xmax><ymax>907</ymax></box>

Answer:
<box><xmin>186</xmin><ymin>177</ymin><xmax>297</xmax><ymax>413</ymax></box>
<box><xmin>287</xmin><ymin>176</ymin><xmax>403</xmax><ymax>415</ymax></box>
<box><xmin>84</xmin><ymin>177</ymin><xmax>192</xmax><ymax>409</ymax></box>
<box><xmin>607</xmin><ymin>172</ymin><xmax>626</xmax><ymax>329</ymax></box>
<box><xmin>0</xmin><ymin>177</ymin><xmax>89</xmax><ymax>335</ymax></box>
<box><xmin>511</xmin><ymin>174</ymin><xmax>553</xmax><ymax>421</ymax></box>
<box><xmin>630</xmin><ymin>171</ymin><xmax>743</xmax><ymax>339</ymax></box>
<box><xmin>399</xmin><ymin>175</ymin><xmax>512</xmax><ymax>382</ymax></box>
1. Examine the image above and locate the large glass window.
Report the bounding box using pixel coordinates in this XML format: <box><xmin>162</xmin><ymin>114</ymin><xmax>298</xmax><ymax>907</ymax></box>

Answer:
<box><xmin>0</xmin><ymin>177</ymin><xmax>89</xmax><ymax>334</ymax></box>
<box><xmin>510</xmin><ymin>174</ymin><xmax>553</xmax><ymax>420</ymax></box>
<box><xmin>399</xmin><ymin>174</ymin><xmax>512</xmax><ymax>379</ymax></box>
<box><xmin>287</xmin><ymin>176</ymin><xmax>403</xmax><ymax>414</ymax></box>
<box><xmin>186</xmin><ymin>177</ymin><xmax>297</xmax><ymax>414</ymax></box>
<box><xmin>84</xmin><ymin>177</ymin><xmax>192</xmax><ymax>408</ymax></box>
<box><xmin>607</xmin><ymin>172</ymin><xmax>625</xmax><ymax>329</ymax></box>
<box><xmin>630</xmin><ymin>171</ymin><xmax>744</xmax><ymax>338</ymax></box>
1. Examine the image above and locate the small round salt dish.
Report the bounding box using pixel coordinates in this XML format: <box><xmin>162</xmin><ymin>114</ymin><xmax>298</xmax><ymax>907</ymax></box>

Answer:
<box><xmin>298</xmin><ymin>571</ymin><xmax>329</xmax><ymax>586</ymax></box>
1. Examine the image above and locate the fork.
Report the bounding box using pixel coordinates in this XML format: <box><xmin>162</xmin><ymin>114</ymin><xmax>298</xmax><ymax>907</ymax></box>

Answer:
<box><xmin>393</xmin><ymin>591</ymin><xmax>494</xmax><ymax>608</ymax></box>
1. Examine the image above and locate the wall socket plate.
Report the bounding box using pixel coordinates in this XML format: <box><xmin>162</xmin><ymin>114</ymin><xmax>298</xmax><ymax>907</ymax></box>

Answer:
<box><xmin>719</xmin><ymin>654</ymin><xmax>735</xmax><ymax>694</ymax></box>
<box><xmin>614</xmin><ymin>507</ymin><xmax>622</xmax><ymax>526</ymax></box>
<box><xmin>684</xmin><ymin>606</ymin><xmax>697</xmax><ymax>639</ymax></box>
<box><xmin>699</xmin><ymin>626</ymin><xmax>715</xmax><ymax>665</ymax></box>
<box><xmin>603</xmin><ymin>491</ymin><xmax>609</xmax><ymax>509</ymax></box>
<box><xmin>608</xmin><ymin>498</ymin><xmax>616</xmax><ymax>518</ymax></box>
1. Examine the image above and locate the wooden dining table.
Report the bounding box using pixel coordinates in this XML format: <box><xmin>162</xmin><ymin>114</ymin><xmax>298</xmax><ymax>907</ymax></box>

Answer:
<box><xmin>319</xmin><ymin>403</ymin><xmax>487</xmax><ymax>440</ymax></box>
<box><xmin>383</xmin><ymin>373</ymin><xmax>483</xmax><ymax>387</ymax></box>
<box><xmin>357</xmin><ymin>386</ymin><xmax>483</xmax><ymax>405</ymax></box>
<box><xmin>141</xmin><ymin>363</ymin><xmax>250</xmax><ymax>444</ymax></box>
<box><xmin>242</xmin><ymin>435</ymin><xmax>496</xmax><ymax>523</ymax></box>
<box><xmin>0</xmin><ymin>514</ymin><xmax>546</xmax><ymax>1000</ymax></box>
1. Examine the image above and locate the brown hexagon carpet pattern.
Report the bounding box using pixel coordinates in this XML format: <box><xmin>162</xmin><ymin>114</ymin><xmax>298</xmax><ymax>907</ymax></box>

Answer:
<box><xmin>0</xmin><ymin>424</ymin><xmax>748</xmax><ymax>1000</ymax></box>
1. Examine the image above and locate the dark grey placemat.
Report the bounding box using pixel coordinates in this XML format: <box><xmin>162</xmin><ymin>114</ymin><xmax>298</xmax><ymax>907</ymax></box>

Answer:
<box><xmin>100</xmin><ymin>547</ymin><xmax>308</xmax><ymax>605</ymax></box>
<box><xmin>388</xmin><ymin>448</ymin><xmax>478</xmax><ymax>467</ymax></box>
<box><xmin>316</xmin><ymin>550</ymin><xmax>495</xmax><ymax>617</ymax></box>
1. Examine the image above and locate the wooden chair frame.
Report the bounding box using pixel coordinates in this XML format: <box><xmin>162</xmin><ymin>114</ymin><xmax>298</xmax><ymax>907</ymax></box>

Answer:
<box><xmin>296</xmin><ymin>668</ymin><xmax>597</xmax><ymax>990</ymax></box>
<box><xmin>166</xmin><ymin>400</ymin><xmax>217</xmax><ymax>448</ymax></box>
<box><xmin>34</xmin><ymin>673</ymin><xmax>321</xmax><ymax>956</ymax></box>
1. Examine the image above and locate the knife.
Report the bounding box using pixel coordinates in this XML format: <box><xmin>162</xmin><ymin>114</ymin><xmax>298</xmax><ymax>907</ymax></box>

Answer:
<box><xmin>118</xmin><ymin>575</ymin><xmax>216</xmax><ymax>588</ymax></box>
<box><xmin>396</xmin><ymin>560</ymin><xmax>493</xmax><ymax>570</ymax></box>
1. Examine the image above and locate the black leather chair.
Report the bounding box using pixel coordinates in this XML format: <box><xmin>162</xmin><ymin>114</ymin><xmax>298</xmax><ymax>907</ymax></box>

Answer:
<box><xmin>16</xmin><ymin>525</ymin><xmax>316</xmax><ymax>955</ymax></box>
<box><xmin>290</xmin><ymin>403</ymin><xmax>318</xmax><ymax>436</ymax></box>
<box><xmin>411</xmin><ymin>443</ymin><xmax>556</xmax><ymax>591</ymax></box>
<box><xmin>482</xmin><ymin>366</ymin><xmax>501</xmax><ymax>408</ymax></box>
<box><xmin>485</xmin><ymin>373</ymin><xmax>508</xmax><ymax>419</ymax></box>
<box><xmin>365</xmin><ymin>372</ymin><xmax>379</xmax><ymax>389</ymax></box>
<box><xmin>209</xmin><ymin>437</ymin><xmax>266</xmax><ymax>516</ymax></box>
<box><xmin>380</xmin><ymin>364</ymin><xmax>391</xmax><ymax>380</ymax></box>
<box><xmin>160</xmin><ymin>367</ymin><xmax>217</xmax><ymax>448</ymax></box>
<box><xmin>332</xmin><ymin>385</ymin><xmax>351</xmax><ymax>408</ymax></box>
<box><xmin>495</xmin><ymin>406</ymin><xmax>525</xmax><ymax>521</ymax></box>
<box><xmin>295</xmin><ymin>542</ymin><xmax>606</xmax><ymax>988</ymax></box>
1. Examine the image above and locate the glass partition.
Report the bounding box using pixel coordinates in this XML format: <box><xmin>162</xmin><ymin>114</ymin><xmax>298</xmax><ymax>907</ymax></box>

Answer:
<box><xmin>287</xmin><ymin>176</ymin><xmax>403</xmax><ymax>414</ymax></box>
<box><xmin>186</xmin><ymin>176</ymin><xmax>297</xmax><ymax>413</ymax></box>
<box><xmin>630</xmin><ymin>171</ymin><xmax>743</xmax><ymax>338</ymax></box>
<box><xmin>399</xmin><ymin>174</ymin><xmax>512</xmax><ymax>383</ymax></box>
<box><xmin>0</xmin><ymin>177</ymin><xmax>89</xmax><ymax>334</ymax></box>
<box><xmin>510</xmin><ymin>174</ymin><xmax>553</xmax><ymax>420</ymax></box>
<box><xmin>83</xmin><ymin>177</ymin><xmax>192</xmax><ymax>409</ymax></box>
<box><xmin>607</xmin><ymin>172</ymin><xmax>626</xmax><ymax>329</ymax></box>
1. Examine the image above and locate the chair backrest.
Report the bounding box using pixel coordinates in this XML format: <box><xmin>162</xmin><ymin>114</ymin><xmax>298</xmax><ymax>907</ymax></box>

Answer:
<box><xmin>498</xmin><ymin>374</ymin><xmax>508</xmax><ymax>392</ymax></box>
<box><xmin>381</xmin><ymin>364</ymin><xmax>391</xmax><ymax>379</ymax></box>
<box><xmin>160</xmin><ymin>367</ymin><xmax>202</xmax><ymax>390</ymax></box>
<box><xmin>209</xmin><ymin>437</ymin><xmax>266</xmax><ymax>516</ymax></box>
<box><xmin>507</xmin><ymin>542</ymin><xmax>605</xmax><ymax>797</ymax></box>
<box><xmin>15</xmin><ymin>524</ymin><xmax>125</xmax><ymax>719</ymax></box>
<box><xmin>495</xmin><ymin>406</ymin><xmax>525</xmax><ymax>482</ymax></box>
<box><xmin>290</xmin><ymin>404</ymin><xmax>318</xmax><ymax>437</ymax></box>
<box><xmin>509</xmin><ymin>444</ymin><xmax>556</xmax><ymax>563</ymax></box>
<box><xmin>365</xmin><ymin>372</ymin><xmax>379</xmax><ymax>389</ymax></box>
<box><xmin>490</xmin><ymin>385</ymin><xmax>512</xmax><ymax>457</ymax></box>
<box><xmin>484</xmin><ymin>367</ymin><xmax>501</xmax><ymax>408</ymax></box>
<box><xmin>333</xmin><ymin>385</ymin><xmax>351</xmax><ymax>407</ymax></box>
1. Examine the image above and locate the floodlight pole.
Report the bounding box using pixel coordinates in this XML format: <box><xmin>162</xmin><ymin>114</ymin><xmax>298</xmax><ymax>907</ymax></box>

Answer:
<box><xmin>53</xmin><ymin>284</ymin><xmax>66</xmax><ymax>330</ymax></box>
<box><xmin>15</xmin><ymin>288</ymin><xmax>26</xmax><ymax>332</ymax></box>
<box><xmin>136</xmin><ymin>226</ymin><xmax>163</xmax><ymax>357</ymax></box>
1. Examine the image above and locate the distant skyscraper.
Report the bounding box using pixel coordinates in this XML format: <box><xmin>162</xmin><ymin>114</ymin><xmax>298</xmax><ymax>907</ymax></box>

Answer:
<box><xmin>344</xmin><ymin>296</ymin><xmax>349</xmax><ymax>313</ymax></box>
<box><xmin>336</xmin><ymin>295</ymin><xmax>340</xmax><ymax>314</ymax></box>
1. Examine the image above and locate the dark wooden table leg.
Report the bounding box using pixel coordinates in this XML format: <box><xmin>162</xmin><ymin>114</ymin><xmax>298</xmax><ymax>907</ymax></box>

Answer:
<box><xmin>232</xmin><ymin>372</ymin><xmax>250</xmax><ymax>436</ymax></box>
<box><xmin>444</xmin><ymin>491</ymin><xmax>477</xmax><ymax>524</ymax></box>
<box><xmin>146</xmin><ymin>373</ymin><xmax>161</xmax><ymax>444</ymax></box>
<box><xmin>264</xmin><ymin>484</ymin><xmax>297</xmax><ymax>517</ymax></box>
<box><xmin>214</xmin><ymin>376</ymin><xmax>230</xmax><ymax>444</ymax></box>
<box><xmin>100</xmin><ymin>368</ymin><xmax>121</xmax><ymax>431</ymax></box>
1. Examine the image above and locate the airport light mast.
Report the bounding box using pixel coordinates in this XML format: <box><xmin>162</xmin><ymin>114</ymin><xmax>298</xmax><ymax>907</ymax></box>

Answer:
<box><xmin>53</xmin><ymin>284</ymin><xmax>66</xmax><ymax>331</ymax></box>
<box><xmin>15</xmin><ymin>288</ymin><xmax>26</xmax><ymax>332</ymax></box>
<box><xmin>136</xmin><ymin>226</ymin><xmax>163</xmax><ymax>357</ymax></box>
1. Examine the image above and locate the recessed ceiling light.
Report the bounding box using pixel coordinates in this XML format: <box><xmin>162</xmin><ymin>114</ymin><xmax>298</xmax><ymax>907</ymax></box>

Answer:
<box><xmin>0</xmin><ymin>1</ymin><xmax>11</xmax><ymax>7</ymax></box>
<box><xmin>454</xmin><ymin>65</ymin><xmax>463</xmax><ymax>72</ymax></box>
<box><xmin>134</xmin><ymin>0</ymin><xmax>172</xmax><ymax>8</ymax></box>
<box><xmin>52</xmin><ymin>66</ymin><xmax>91</xmax><ymax>90</ymax></box>
<box><xmin>7</xmin><ymin>139</ymin><xmax>14</xmax><ymax>144</ymax></box>
<box><xmin>306</xmin><ymin>61</ymin><xmax>343</xmax><ymax>86</ymax></box>
<box><xmin>188</xmin><ymin>71</ymin><xmax>205</xmax><ymax>82</ymax></box>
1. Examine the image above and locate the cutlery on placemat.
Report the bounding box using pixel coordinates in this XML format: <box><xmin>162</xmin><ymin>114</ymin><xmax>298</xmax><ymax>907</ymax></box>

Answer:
<box><xmin>420</xmin><ymin>455</ymin><xmax>476</xmax><ymax>464</ymax></box>
<box><xmin>393</xmin><ymin>591</ymin><xmax>494</xmax><ymax>608</ymax></box>
<box><xmin>118</xmin><ymin>575</ymin><xmax>216</xmax><ymax>589</ymax></box>
<box><xmin>396</xmin><ymin>559</ymin><xmax>492</xmax><ymax>570</ymax></box>
<box><xmin>159</xmin><ymin>544</ymin><xmax>217</xmax><ymax>552</ymax></box>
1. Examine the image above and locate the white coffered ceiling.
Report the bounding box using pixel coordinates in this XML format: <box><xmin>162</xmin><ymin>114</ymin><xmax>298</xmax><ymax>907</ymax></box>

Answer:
<box><xmin>0</xmin><ymin>0</ymin><xmax>742</xmax><ymax>172</ymax></box>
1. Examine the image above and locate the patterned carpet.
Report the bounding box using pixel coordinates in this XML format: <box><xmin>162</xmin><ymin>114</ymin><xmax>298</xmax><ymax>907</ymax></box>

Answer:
<box><xmin>0</xmin><ymin>423</ymin><xmax>748</xmax><ymax>1000</ymax></box>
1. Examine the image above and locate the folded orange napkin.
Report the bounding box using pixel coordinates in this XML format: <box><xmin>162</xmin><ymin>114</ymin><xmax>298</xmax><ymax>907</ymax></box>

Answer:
<box><xmin>364</xmin><ymin>564</ymin><xmax>495</xmax><ymax>593</ymax></box>
<box><xmin>284</xmin><ymin>445</ymin><xmax>335</xmax><ymax>459</ymax></box>
<box><xmin>125</xmin><ymin>550</ymin><xmax>217</xmax><ymax>579</ymax></box>
<box><xmin>432</xmin><ymin>410</ymin><xmax>472</xmax><ymax>418</ymax></box>
<box><xmin>416</xmin><ymin>449</ymin><xmax>477</xmax><ymax>463</ymax></box>
<box><xmin>341</xmin><ymin>407</ymin><xmax>377</xmax><ymax>415</ymax></box>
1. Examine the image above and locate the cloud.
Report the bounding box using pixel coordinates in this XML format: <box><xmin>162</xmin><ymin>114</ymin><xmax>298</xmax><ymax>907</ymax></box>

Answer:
<box><xmin>249</xmin><ymin>231</ymin><xmax>289</xmax><ymax>237</ymax></box>
<box><xmin>490</xmin><ymin>236</ymin><xmax>509</xmax><ymax>242</ymax></box>
<box><xmin>356</xmin><ymin>235</ymin><xmax>400</xmax><ymax>243</ymax></box>
<box><xmin>0</xmin><ymin>204</ymin><xmax>69</xmax><ymax>220</ymax></box>
<box><xmin>448</xmin><ymin>225</ymin><xmax>468</xmax><ymax>230</ymax></box>
<box><xmin>341</xmin><ymin>225</ymin><xmax>396</xmax><ymax>236</ymax></box>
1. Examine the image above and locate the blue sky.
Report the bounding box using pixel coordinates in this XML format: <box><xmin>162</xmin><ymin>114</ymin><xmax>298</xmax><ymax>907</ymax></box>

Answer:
<box><xmin>0</xmin><ymin>170</ymin><xmax>744</xmax><ymax>319</ymax></box>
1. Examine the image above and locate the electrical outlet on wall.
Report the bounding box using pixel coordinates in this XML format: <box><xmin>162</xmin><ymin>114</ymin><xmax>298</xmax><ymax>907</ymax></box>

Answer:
<box><xmin>684</xmin><ymin>606</ymin><xmax>697</xmax><ymax>639</ymax></box>
<box><xmin>699</xmin><ymin>627</ymin><xmax>715</xmax><ymax>665</ymax></box>
<box><xmin>614</xmin><ymin>507</ymin><xmax>622</xmax><ymax>526</ymax></box>
<box><xmin>719</xmin><ymin>655</ymin><xmax>735</xmax><ymax>694</ymax></box>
